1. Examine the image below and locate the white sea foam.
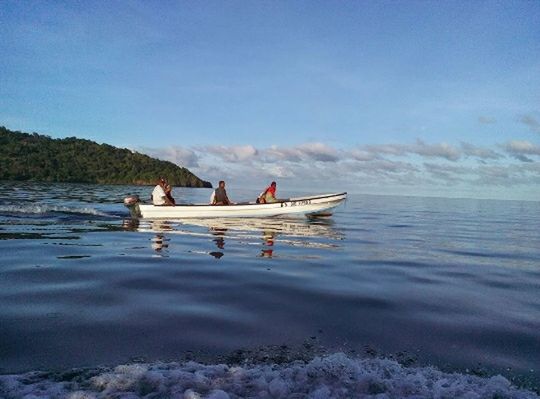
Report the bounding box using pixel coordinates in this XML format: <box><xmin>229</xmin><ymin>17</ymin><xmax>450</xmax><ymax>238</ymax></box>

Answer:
<box><xmin>0</xmin><ymin>353</ymin><xmax>537</xmax><ymax>399</ymax></box>
<box><xmin>0</xmin><ymin>204</ymin><xmax>109</xmax><ymax>217</ymax></box>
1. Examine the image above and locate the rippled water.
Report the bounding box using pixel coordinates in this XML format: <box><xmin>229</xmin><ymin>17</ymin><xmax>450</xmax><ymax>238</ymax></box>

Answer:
<box><xmin>1</xmin><ymin>182</ymin><xmax>539</xmax><ymax>395</ymax></box>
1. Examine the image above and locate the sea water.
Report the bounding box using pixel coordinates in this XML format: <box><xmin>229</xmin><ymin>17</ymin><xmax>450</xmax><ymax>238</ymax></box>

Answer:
<box><xmin>0</xmin><ymin>182</ymin><xmax>539</xmax><ymax>398</ymax></box>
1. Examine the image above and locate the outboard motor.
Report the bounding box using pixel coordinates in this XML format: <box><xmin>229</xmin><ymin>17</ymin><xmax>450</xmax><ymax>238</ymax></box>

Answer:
<box><xmin>123</xmin><ymin>195</ymin><xmax>142</xmax><ymax>219</ymax></box>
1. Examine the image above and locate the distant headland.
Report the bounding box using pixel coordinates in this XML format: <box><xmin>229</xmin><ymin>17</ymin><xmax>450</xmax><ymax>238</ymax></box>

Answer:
<box><xmin>0</xmin><ymin>126</ymin><xmax>212</xmax><ymax>187</ymax></box>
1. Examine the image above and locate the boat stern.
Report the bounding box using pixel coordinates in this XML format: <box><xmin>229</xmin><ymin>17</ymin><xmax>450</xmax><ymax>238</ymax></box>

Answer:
<box><xmin>123</xmin><ymin>195</ymin><xmax>142</xmax><ymax>219</ymax></box>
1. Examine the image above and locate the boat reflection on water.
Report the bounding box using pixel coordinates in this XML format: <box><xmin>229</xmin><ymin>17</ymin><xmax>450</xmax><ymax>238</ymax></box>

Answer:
<box><xmin>123</xmin><ymin>219</ymin><xmax>172</xmax><ymax>255</ymax></box>
<box><xmin>261</xmin><ymin>229</ymin><xmax>275</xmax><ymax>258</ymax></box>
<box><xmin>123</xmin><ymin>217</ymin><xmax>343</xmax><ymax>258</ymax></box>
<box><xmin>150</xmin><ymin>221</ymin><xmax>172</xmax><ymax>255</ymax></box>
<box><xmin>209</xmin><ymin>226</ymin><xmax>226</xmax><ymax>258</ymax></box>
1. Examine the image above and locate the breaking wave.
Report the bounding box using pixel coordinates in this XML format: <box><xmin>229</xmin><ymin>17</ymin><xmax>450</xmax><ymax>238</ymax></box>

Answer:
<box><xmin>0</xmin><ymin>204</ymin><xmax>110</xmax><ymax>217</ymax></box>
<box><xmin>0</xmin><ymin>353</ymin><xmax>537</xmax><ymax>399</ymax></box>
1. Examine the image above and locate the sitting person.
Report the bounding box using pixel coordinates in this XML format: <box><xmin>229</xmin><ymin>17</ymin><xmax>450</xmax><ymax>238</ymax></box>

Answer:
<box><xmin>165</xmin><ymin>183</ymin><xmax>176</xmax><ymax>205</ymax></box>
<box><xmin>258</xmin><ymin>181</ymin><xmax>277</xmax><ymax>203</ymax></box>
<box><xmin>152</xmin><ymin>177</ymin><xmax>175</xmax><ymax>206</ymax></box>
<box><xmin>211</xmin><ymin>180</ymin><xmax>231</xmax><ymax>205</ymax></box>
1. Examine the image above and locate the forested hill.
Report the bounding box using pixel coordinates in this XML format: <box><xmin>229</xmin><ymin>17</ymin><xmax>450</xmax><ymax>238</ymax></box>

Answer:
<box><xmin>0</xmin><ymin>126</ymin><xmax>212</xmax><ymax>187</ymax></box>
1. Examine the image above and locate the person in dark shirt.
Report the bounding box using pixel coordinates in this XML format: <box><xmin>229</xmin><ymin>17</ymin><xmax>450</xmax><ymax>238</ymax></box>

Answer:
<box><xmin>211</xmin><ymin>180</ymin><xmax>231</xmax><ymax>205</ymax></box>
<box><xmin>165</xmin><ymin>183</ymin><xmax>176</xmax><ymax>205</ymax></box>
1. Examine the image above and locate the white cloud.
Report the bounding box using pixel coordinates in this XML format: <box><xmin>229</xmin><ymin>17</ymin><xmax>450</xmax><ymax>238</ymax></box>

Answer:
<box><xmin>203</xmin><ymin>145</ymin><xmax>258</xmax><ymax>162</ymax></box>
<box><xmin>518</xmin><ymin>114</ymin><xmax>540</xmax><ymax>133</ymax></box>
<box><xmin>262</xmin><ymin>142</ymin><xmax>339</xmax><ymax>163</ymax></box>
<box><xmin>265</xmin><ymin>165</ymin><xmax>296</xmax><ymax>178</ymax></box>
<box><xmin>423</xmin><ymin>162</ymin><xmax>472</xmax><ymax>184</ymax></box>
<box><xmin>363</xmin><ymin>144</ymin><xmax>407</xmax><ymax>157</ymax></box>
<box><xmin>263</xmin><ymin>145</ymin><xmax>304</xmax><ymax>162</ymax></box>
<box><xmin>360</xmin><ymin>140</ymin><xmax>461</xmax><ymax>161</ymax></box>
<box><xmin>460</xmin><ymin>142</ymin><xmax>503</xmax><ymax>160</ymax></box>
<box><xmin>473</xmin><ymin>163</ymin><xmax>540</xmax><ymax>186</ymax></box>
<box><xmin>502</xmin><ymin>140</ymin><xmax>540</xmax><ymax>162</ymax></box>
<box><xmin>358</xmin><ymin>159</ymin><xmax>419</xmax><ymax>174</ymax></box>
<box><xmin>410</xmin><ymin>140</ymin><xmax>461</xmax><ymax>161</ymax></box>
<box><xmin>138</xmin><ymin>139</ymin><xmax>540</xmax><ymax>199</ymax></box>
<box><xmin>349</xmin><ymin>148</ymin><xmax>378</xmax><ymax>161</ymax></box>
<box><xmin>504</xmin><ymin>140</ymin><xmax>540</xmax><ymax>153</ymax></box>
<box><xmin>296</xmin><ymin>142</ymin><xmax>339</xmax><ymax>162</ymax></box>
<box><xmin>139</xmin><ymin>146</ymin><xmax>199</xmax><ymax>167</ymax></box>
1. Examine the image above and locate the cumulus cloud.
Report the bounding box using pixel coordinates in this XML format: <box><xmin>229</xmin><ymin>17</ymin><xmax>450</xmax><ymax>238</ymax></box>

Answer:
<box><xmin>349</xmin><ymin>148</ymin><xmax>378</xmax><ymax>161</ymax></box>
<box><xmin>502</xmin><ymin>140</ymin><xmax>540</xmax><ymax>162</ymax></box>
<box><xmin>139</xmin><ymin>146</ymin><xmax>200</xmax><ymax>167</ymax></box>
<box><xmin>518</xmin><ymin>115</ymin><xmax>540</xmax><ymax>133</ymax></box>
<box><xmin>360</xmin><ymin>159</ymin><xmax>419</xmax><ymax>174</ymax></box>
<box><xmin>361</xmin><ymin>140</ymin><xmax>461</xmax><ymax>161</ymax></box>
<box><xmin>422</xmin><ymin>161</ymin><xmax>540</xmax><ymax>187</ymax></box>
<box><xmin>473</xmin><ymin>163</ymin><xmax>540</xmax><ymax>186</ymax></box>
<box><xmin>297</xmin><ymin>142</ymin><xmax>339</xmax><ymax>162</ymax></box>
<box><xmin>423</xmin><ymin>163</ymin><xmax>471</xmax><ymax>184</ymax></box>
<box><xmin>138</xmin><ymin>139</ymin><xmax>540</xmax><ymax>197</ymax></box>
<box><xmin>262</xmin><ymin>142</ymin><xmax>339</xmax><ymax>163</ymax></box>
<box><xmin>411</xmin><ymin>140</ymin><xmax>461</xmax><ymax>161</ymax></box>
<box><xmin>363</xmin><ymin>143</ymin><xmax>407</xmax><ymax>157</ymax></box>
<box><xmin>263</xmin><ymin>146</ymin><xmax>303</xmax><ymax>162</ymax></box>
<box><xmin>460</xmin><ymin>142</ymin><xmax>502</xmax><ymax>160</ymax></box>
<box><xmin>424</xmin><ymin>163</ymin><xmax>471</xmax><ymax>175</ymax></box>
<box><xmin>202</xmin><ymin>145</ymin><xmax>258</xmax><ymax>162</ymax></box>
<box><xmin>504</xmin><ymin>140</ymin><xmax>540</xmax><ymax>154</ymax></box>
<box><xmin>264</xmin><ymin>165</ymin><xmax>295</xmax><ymax>178</ymax></box>
<box><xmin>163</xmin><ymin>147</ymin><xmax>200</xmax><ymax>167</ymax></box>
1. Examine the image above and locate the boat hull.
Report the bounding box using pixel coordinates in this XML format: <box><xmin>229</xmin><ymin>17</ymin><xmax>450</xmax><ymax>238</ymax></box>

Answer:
<box><xmin>126</xmin><ymin>193</ymin><xmax>347</xmax><ymax>219</ymax></box>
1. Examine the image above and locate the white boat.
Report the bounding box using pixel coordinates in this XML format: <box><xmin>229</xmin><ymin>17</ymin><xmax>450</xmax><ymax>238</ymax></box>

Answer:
<box><xmin>123</xmin><ymin>192</ymin><xmax>347</xmax><ymax>219</ymax></box>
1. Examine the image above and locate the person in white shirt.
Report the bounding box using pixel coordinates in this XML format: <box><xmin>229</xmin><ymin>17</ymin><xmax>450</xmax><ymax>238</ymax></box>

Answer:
<box><xmin>152</xmin><ymin>178</ymin><xmax>174</xmax><ymax>206</ymax></box>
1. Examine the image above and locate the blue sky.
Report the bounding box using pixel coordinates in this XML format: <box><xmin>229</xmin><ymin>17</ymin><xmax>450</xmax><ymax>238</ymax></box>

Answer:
<box><xmin>1</xmin><ymin>1</ymin><xmax>540</xmax><ymax>199</ymax></box>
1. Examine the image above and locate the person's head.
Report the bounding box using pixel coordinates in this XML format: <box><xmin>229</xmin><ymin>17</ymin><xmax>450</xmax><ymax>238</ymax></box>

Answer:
<box><xmin>219</xmin><ymin>180</ymin><xmax>225</xmax><ymax>188</ymax></box>
<box><xmin>271</xmin><ymin>181</ymin><xmax>276</xmax><ymax>187</ymax></box>
<box><xmin>158</xmin><ymin>177</ymin><xmax>167</xmax><ymax>187</ymax></box>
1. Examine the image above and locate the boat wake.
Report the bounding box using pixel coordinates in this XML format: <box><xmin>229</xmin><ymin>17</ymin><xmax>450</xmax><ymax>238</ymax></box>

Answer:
<box><xmin>1</xmin><ymin>353</ymin><xmax>537</xmax><ymax>399</ymax></box>
<box><xmin>0</xmin><ymin>204</ymin><xmax>110</xmax><ymax>217</ymax></box>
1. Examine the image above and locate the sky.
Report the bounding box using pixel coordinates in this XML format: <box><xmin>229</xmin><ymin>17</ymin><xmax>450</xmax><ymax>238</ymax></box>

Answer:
<box><xmin>1</xmin><ymin>0</ymin><xmax>539</xmax><ymax>200</ymax></box>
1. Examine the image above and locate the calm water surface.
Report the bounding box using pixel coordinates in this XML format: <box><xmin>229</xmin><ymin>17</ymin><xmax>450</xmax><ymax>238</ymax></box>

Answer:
<box><xmin>0</xmin><ymin>182</ymin><xmax>539</xmax><ymax>389</ymax></box>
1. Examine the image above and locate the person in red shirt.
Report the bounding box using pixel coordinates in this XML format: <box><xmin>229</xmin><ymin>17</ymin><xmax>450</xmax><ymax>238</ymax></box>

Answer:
<box><xmin>258</xmin><ymin>181</ymin><xmax>277</xmax><ymax>203</ymax></box>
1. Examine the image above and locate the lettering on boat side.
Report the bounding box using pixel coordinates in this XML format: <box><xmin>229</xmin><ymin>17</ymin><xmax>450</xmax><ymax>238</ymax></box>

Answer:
<box><xmin>290</xmin><ymin>200</ymin><xmax>311</xmax><ymax>207</ymax></box>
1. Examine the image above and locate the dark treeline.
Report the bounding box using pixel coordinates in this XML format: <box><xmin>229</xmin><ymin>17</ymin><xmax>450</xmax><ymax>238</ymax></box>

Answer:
<box><xmin>0</xmin><ymin>126</ymin><xmax>212</xmax><ymax>187</ymax></box>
